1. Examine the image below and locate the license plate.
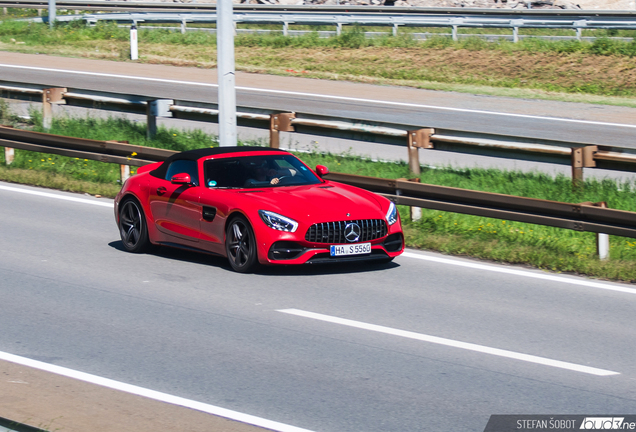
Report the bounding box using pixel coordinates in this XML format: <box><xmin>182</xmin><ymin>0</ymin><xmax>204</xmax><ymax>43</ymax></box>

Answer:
<box><xmin>330</xmin><ymin>243</ymin><xmax>371</xmax><ymax>257</ymax></box>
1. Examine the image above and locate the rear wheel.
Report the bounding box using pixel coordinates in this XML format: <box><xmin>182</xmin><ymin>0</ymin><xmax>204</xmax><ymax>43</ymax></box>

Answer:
<box><xmin>119</xmin><ymin>198</ymin><xmax>151</xmax><ymax>253</ymax></box>
<box><xmin>225</xmin><ymin>216</ymin><xmax>258</xmax><ymax>273</ymax></box>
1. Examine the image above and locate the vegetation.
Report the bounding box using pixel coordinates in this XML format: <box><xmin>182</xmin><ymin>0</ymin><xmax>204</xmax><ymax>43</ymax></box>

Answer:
<box><xmin>1</xmin><ymin>20</ymin><xmax>636</xmax><ymax>101</ymax></box>
<box><xmin>0</xmin><ymin>111</ymin><xmax>635</xmax><ymax>282</ymax></box>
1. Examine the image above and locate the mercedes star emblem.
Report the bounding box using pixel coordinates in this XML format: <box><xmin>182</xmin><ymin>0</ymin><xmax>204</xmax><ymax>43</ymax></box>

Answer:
<box><xmin>344</xmin><ymin>222</ymin><xmax>361</xmax><ymax>243</ymax></box>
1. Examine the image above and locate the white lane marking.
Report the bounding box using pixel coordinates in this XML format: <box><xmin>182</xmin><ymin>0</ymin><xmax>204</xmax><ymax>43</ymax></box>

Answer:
<box><xmin>0</xmin><ymin>184</ymin><xmax>113</xmax><ymax>207</ymax></box>
<box><xmin>278</xmin><ymin>309</ymin><xmax>619</xmax><ymax>377</ymax></box>
<box><xmin>401</xmin><ymin>251</ymin><xmax>636</xmax><ymax>296</ymax></box>
<box><xmin>0</xmin><ymin>350</ymin><xmax>315</xmax><ymax>432</ymax></box>
<box><xmin>2</xmin><ymin>63</ymin><xmax>636</xmax><ymax>130</ymax></box>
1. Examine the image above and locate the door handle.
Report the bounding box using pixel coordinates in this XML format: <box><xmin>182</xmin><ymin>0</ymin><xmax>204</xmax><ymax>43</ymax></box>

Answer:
<box><xmin>156</xmin><ymin>187</ymin><xmax>167</xmax><ymax>196</ymax></box>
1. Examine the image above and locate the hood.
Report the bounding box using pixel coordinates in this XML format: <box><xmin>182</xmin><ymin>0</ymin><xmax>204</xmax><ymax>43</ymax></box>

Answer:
<box><xmin>237</xmin><ymin>181</ymin><xmax>387</xmax><ymax>222</ymax></box>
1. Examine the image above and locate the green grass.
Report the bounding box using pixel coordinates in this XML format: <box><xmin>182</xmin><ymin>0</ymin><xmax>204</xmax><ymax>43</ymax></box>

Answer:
<box><xmin>1</xmin><ymin>112</ymin><xmax>635</xmax><ymax>282</ymax></box>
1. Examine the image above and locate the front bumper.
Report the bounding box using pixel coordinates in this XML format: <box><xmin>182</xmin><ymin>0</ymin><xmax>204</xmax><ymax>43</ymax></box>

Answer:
<box><xmin>260</xmin><ymin>232</ymin><xmax>404</xmax><ymax>265</ymax></box>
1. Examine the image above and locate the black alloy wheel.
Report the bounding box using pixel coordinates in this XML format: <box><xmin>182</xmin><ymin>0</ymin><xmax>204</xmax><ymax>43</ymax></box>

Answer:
<box><xmin>225</xmin><ymin>216</ymin><xmax>258</xmax><ymax>273</ymax></box>
<box><xmin>119</xmin><ymin>199</ymin><xmax>151</xmax><ymax>253</ymax></box>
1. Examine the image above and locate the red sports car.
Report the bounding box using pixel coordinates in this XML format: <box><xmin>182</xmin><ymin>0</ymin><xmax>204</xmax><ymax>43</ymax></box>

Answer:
<box><xmin>114</xmin><ymin>147</ymin><xmax>404</xmax><ymax>272</ymax></box>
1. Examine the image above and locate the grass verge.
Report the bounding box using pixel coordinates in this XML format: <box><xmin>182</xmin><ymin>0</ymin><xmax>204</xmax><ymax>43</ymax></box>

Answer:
<box><xmin>1</xmin><ymin>113</ymin><xmax>635</xmax><ymax>282</ymax></box>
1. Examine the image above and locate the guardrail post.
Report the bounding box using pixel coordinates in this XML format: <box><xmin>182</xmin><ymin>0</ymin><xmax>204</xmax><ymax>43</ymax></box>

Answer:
<box><xmin>571</xmin><ymin>145</ymin><xmax>597</xmax><ymax>187</ymax></box>
<box><xmin>513</xmin><ymin>27</ymin><xmax>519</xmax><ymax>43</ymax></box>
<box><xmin>4</xmin><ymin>147</ymin><xmax>14</xmax><ymax>165</ymax></box>
<box><xmin>407</xmin><ymin>129</ymin><xmax>433</xmax><ymax>221</ymax></box>
<box><xmin>42</xmin><ymin>87</ymin><xmax>67</xmax><ymax>131</ymax></box>
<box><xmin>337</xmin><ymin>23</ymin><xmax>342</xmax><ymax>36</ymax></box>
<box><xmin>452</xmin><ymin>25</ymin><xmax>458</xmax><ymax>42</ymax></box>
<box><xmin>181</xmin><ymin>18</ymin><xmax>187</xmax><ymax>34</ymax></box>
<box><xmin>147</xmin><ymin>99</ymin><xmax>174</xmax><ymax>139</ymax></box>
<box><xmin>407</xmin><ymin>128</ymin><xmax>434</xmax><ymax>177</ymax></box>
<box><xmin>269</xmin><ymin>113</ymin><xmax>295</xmax><ymax>149</ymax></box>
<box><xmin>283</xmin><ymin>22</ymin><xmax>289</xmax><ymax>37</ymax></box>
<box><xmin>392</xmin><ymin>24</ymin><xmax>399</xmax><ymax>37</ymax></box>
<box><xmin>591</xmin><ymin>201</ymin><xmax>610</xmax><ymax>260</ymax></box>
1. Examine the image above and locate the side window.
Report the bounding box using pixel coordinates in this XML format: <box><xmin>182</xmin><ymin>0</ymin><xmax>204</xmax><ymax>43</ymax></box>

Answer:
<box><xmin>165</xmin><ymin>160</ymin><xmax>199</xmax><ymax>186</ymax></box>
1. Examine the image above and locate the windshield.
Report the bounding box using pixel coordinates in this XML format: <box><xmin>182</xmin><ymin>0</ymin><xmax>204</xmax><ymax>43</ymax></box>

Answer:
<box><xmin>203</xmin><ymin>154</ymin><xmax>322</xmax><ymax>189</ymax></box>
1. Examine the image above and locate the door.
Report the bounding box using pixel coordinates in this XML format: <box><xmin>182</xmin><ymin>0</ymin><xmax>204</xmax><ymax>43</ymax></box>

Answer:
<box><xmin>148</xmin><ymin>159</ymin><xmax>202</xmax><ymax>245</ymax></box>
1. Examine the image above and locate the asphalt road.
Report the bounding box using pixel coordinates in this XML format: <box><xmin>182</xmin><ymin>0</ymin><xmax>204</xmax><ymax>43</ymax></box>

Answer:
<box><xmin>1</xmin><ymin>181</ymin><xmax>635</xmax><ymax>432</ymax></box>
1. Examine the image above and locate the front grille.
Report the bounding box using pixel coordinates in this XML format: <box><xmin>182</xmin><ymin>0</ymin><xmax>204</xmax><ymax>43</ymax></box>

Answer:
<box><xmin>305</xmin><ymin>219</ymin><xmax>387</xmax><ymax>244</ymax></box>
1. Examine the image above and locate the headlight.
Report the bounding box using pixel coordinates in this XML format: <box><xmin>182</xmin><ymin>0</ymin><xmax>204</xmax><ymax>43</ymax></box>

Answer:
<box><xmin>386</xmin><ymin>202</ymin><xmax>398</xmax><ymax>225</ymax></box>
<box><xmin>259</xmin><ymin>210</ymin><xmax>298</xmax><ymax>232</ymax></box>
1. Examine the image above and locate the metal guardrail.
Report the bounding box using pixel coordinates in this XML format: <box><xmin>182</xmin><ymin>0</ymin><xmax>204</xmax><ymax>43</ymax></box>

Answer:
<box><xmin>1</xmin><ymin>125</ymin><xmax>635</xmax><ymax>240</ymax></box>
<box><xmin>3</xmin><ymin>81</ymin><xmax>636</xmax><ymax>184</ymax></box>
<box><xmin>2</xmin><ymin>1</ymin><xmax>636</xmax><ymax>15</ymax></box>
<box><xmin>0</xmin><ymin>125</ymin><xmax>173</xmax><ymax>166</ymax></box>
<box><xmin>326</xmin><ymin>172</ymin><xmax>636</xmax><ymax>239</ymax></box>
<box><xmin>85</xmin><ymin>11</ymin><xmax>636</xmax><ymax>31</ymax></box>
<box><xmin>74</xmin><ymin>11</ymin><xmax>636</xmax><ymax>42</ymax></box>
<box><xmin>3</xmin><ymin>2</ymin><xmax>636</xmax><ymax>41</ymax></box>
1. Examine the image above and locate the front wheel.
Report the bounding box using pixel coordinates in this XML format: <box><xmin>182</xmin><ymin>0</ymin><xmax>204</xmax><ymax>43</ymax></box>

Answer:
<box><xmin>118</xmin><ymin>198</ymin><xmax>151</xmax><ymax>253</ymax></box>
<box><xmin>225</xmin><ymin>216</ymin><xmax>259</xmax><ymax>273</ymax></box>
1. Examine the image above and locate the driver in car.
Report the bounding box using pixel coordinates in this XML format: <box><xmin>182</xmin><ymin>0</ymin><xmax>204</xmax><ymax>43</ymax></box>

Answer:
<box><xmin>245</xmin><ymin>159</ymin><xmax>297</xmax><ymax>186</ymax></box>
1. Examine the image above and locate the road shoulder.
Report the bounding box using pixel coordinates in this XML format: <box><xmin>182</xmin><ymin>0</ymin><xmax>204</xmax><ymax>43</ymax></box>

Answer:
<box><xmin>0</xmin><ymin>359</ymin><xmax>267</xmax><ymax>432</ymax></box>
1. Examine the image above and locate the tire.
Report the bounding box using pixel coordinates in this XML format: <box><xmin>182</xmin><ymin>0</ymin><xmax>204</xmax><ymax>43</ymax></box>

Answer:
<box><xmin>118</xmin><ymin>198</ymin><xmax>151</xmax><ymax>253</ymax></box>
<box><xmin>225</xmin><ymin>216</ymin><xmax>259</xmax><ymax>273</ymax></box>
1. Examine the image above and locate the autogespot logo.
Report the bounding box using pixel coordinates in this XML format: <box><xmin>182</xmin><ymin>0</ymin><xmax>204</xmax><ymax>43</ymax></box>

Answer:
<box><xmin>344</xmin><ymin>222</ymin><xmax>361</xmax><ymax>243</ymax></box>
<box><xmin>580</xmin><ymin>418</ymin><xmax>628</xmax><ymax>430</ymax></box>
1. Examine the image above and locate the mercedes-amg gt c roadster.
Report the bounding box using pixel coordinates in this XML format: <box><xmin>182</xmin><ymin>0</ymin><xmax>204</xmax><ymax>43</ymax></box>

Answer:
<box><xmin>115</xmin><ymin>147</ymin><xmax>404</xmax><ymax>272</ymax></box>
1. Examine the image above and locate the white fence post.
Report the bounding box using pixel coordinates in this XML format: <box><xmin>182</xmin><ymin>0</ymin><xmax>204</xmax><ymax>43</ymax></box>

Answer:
<box><xmin>4</xmin><ymin>147</ymin><xmax>14</xmax><ymax>165</ymax></box>
<box><xmin>597</xmin><ymin>233</ymin><xmax>610</xmax><ymax>260</ymax></box>
<box><xmin>596</xmin><ymin>201</ymin><xmax>610</xmax><ymax>260</ymax></box>
<box><xmin>120</xmin><ymin>164</ymin><xmax>130</xmax><ymax>183</ymax></box>
<box><xmin>130</xmin><ymin>23</ymin><xmax>138</xmax><ymax>60</ymax></box>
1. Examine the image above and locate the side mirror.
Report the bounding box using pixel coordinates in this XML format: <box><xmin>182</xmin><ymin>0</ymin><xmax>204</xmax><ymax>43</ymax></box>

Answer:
<box><xmin>170</xmin><ymin>173</ymin><xmax>192</xmax><ymax>185</ymax></box>
<box><xmin>315</xmin><ymin>165</ymin><xmax>329</xmax><ymax>177</ymax></box>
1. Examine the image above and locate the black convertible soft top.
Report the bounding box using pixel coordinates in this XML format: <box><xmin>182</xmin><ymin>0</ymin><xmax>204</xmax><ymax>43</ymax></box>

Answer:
<box><xmin>150</xmin><ymin>146</ymin><xmax>287</xmax><ymax>180</ymax></box>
